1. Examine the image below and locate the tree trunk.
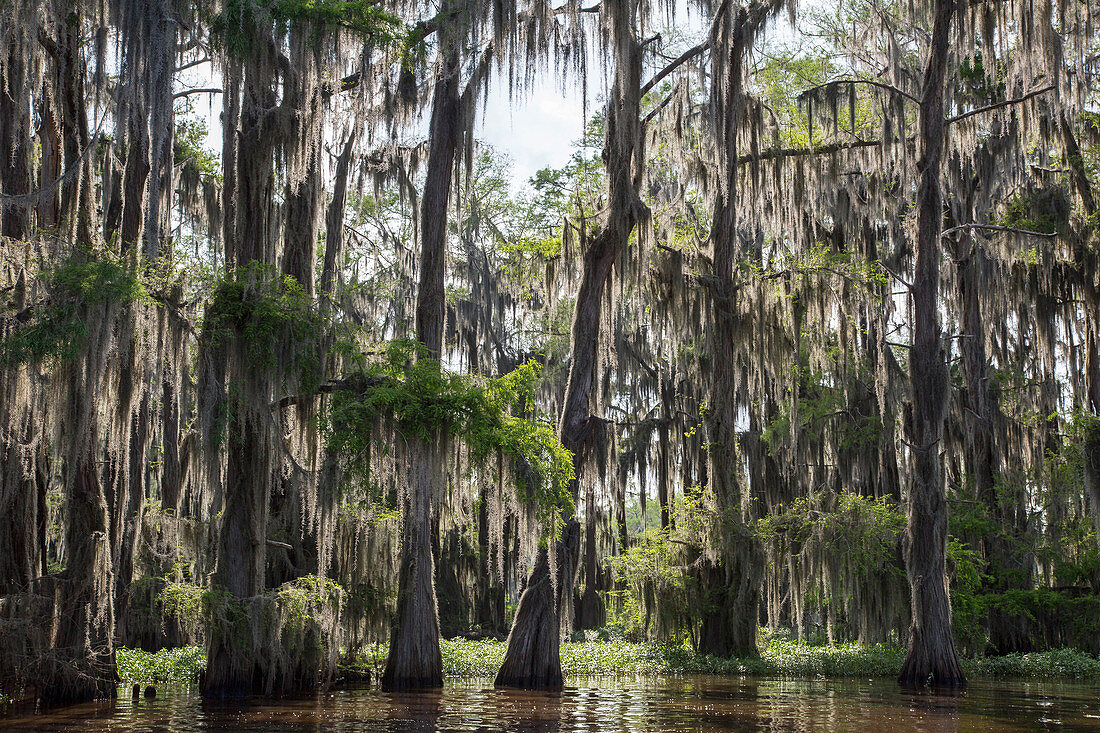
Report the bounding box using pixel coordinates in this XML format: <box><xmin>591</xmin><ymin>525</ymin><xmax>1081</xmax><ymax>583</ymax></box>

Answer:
<box><xmin>381</xmin><ymin>38</ymin><xmax>462</xmax><ymax>691</ymax></box>
<box><xmin>50</xmin><ymin>1</ymin><xmax>94</xmax><ymax>247</ymax></box>
<box><xmin>202</xmin><ymin>394</ymin><xmax>270</xmax><ymax>697</ymax></box>
<box><xmin>37</xmin><ymin>90</ymin><xmax>62</xmax><ymax>230</ymax></box>
<box><xmin>475</xmin><ymin>480</ymin><xmax>506</xmax><ymax>635</ymax></box>
<box><xmin>0</xmin><ymin>42</ymin><xmax>33</xmax><ymax>239</ymax></box>
<box><xmin>699</xmin><ymin>2</ymin><xmax>776</xmax><ymax>660</ymax></box>
<box><xmin>119</xmin><ymin>107</ymin><xmax>150</xmax><ymax>251</ymax></box>
<box><xmin>320</xmin><ymin>130</ymin><xmax>356</xmax><ymax>305</ymax></box>
<box><xmin>42</xmin><ymin>321</ymin><xmax>120</xmax><ymax>705</ymax></box>
<box><xmin>381</xmin><ymin>439</ymin><xmax>445</xmax><ymax>689</ymax></box>
<box><xmin>497</xmin><ymin>0</ymin><xmax>644</xmax><ymax>684</ymax></box>
<box><xmin>143</xmin><ymin>0</ymin><xmax>175</xmax><ymax>261</ymax></box>
<box><xmin>898</xmin><ymin>0</ymin><xmax>965</xmax><ymax>687</ymax></box>
<box><xmin>1085</xmin><ymin>302</ymin><xmax>1100</xmax><ymax>548</ymax></box>
<box><xmin>658</xmin><ymin>418</ymin><xmax>672</xmax><ymax>530</ymax></box>
<box><xmin>494</xmin><ymin>519</ymin><xmax>579</xmax><ymax>689</ymax></box>
<box><xmin>203</xmin><ymin>51</ymin><xmax>279</xmax><ymax>699</ymax></box>
<box><xmin>576</xmin><ymin>475</ymin><xmax>605</xmax><ymax>630</ymax></box>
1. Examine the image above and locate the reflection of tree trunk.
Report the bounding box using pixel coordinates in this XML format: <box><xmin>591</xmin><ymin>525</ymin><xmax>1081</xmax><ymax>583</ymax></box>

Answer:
<box><xmin>898</xmin><ymin>0</ymin><xmax>965</xmax><ymax>687</ymax></box>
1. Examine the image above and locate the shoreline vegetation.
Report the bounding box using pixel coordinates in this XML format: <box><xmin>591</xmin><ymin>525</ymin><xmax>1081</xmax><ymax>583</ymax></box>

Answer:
<box><xmin>115</xmin><ymin>637</ymin><xmax>1100</xmax><ymax>688</ymax></box>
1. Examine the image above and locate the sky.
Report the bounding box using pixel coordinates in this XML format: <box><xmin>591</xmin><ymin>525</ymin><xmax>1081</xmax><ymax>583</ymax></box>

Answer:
<box><xmin>476</xmin><ymin>75</ymin><xmax>589</xmax><ymax>186</ymax></box>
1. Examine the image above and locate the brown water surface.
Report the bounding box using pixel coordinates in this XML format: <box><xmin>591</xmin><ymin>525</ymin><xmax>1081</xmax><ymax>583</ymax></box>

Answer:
<box><xmin>2</xmin><ymin>676</ymin><xmax>1098</xmax><ymax>731</ymax></box>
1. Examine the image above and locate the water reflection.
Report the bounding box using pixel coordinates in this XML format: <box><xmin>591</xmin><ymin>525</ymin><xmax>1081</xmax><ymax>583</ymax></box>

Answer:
<box><xmin>2</xmin><ymin>676</ymin><xmax>1098</xmax><ymax>731</ymax></box>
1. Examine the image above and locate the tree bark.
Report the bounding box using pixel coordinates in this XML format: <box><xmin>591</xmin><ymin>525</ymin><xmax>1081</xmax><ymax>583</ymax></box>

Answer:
<box><xmin>381</xmin><ymin>37</ymin><xmax>462</xmax><ymax>692</ymax></box>
<box><xmin>50</xmin><ymin>1</ymin><xmax>94</xmax><ymax>247</ymax></box>
<box><xmin>320</xmin><ymin>130</ymin><xmax>356</xmax><ymax>305</ymax></box>
<box><xmin>1084</xmin><ymin>298</ymin><xmax>1100</xmax><ymax>548</ymax></box>
<box><xmin>898</xmin><ymin>0</ymin><xmax>966</xmax><ymax>687</ymax></box>
<box><xmin>381</xmin><ymin>439</ymin><xmax>445</xmax><ymax>689</ymax></box>
<box><xmin>0</xmin><ymin>41</ymin><xmax>33</xmax><ymax>239</ymax></box>
<box><xmin>699</xmin><ymin>1</ymin><xmax>778</xmax><ymax>660</ymax></box>
<box><xmin>203</xmin><ymin>48</ymin><xmax>279</xmax><ymax>700</ymax></box>
<box><xmin>497</xmin><ymin>0</ymin><xmax>645</xmax><ymax>687</ymax></box>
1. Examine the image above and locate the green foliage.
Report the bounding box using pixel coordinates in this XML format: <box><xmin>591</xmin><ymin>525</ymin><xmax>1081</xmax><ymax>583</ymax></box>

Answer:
<box><xmin>0</xmin><ymin>253</ymin><xmax>150</xmax><ymax>367</ymax></box>
<box><xmin>998</xmin><ymin>187</ymin><xmax>1071</xmax><ymax>236</ymax></box>
<box><xmin>158</xmin><ymin>581</ymin><xmax>210</xmax><ymax>637</ymax></box>
<box><xmin>946</xmin><ymin>537</ymin><xmax>990</xmax><ymax>653</ymax></box>
<box><xmin>115</xmin><ymin>646</ymin><xmax>205</xmax><ymax>685</ymax></box>
<box><xmin>759</xmin><ymin>494</ymin><xmax>905</xmax><ymax>575</ymax></box>
<box><xmin>326</xmin><ymin>341</ymin><xmax>574</xmax><ymax>527</ymax></box>
<box><xmin>967</xmin><ymin>647</ymin><xmax>1100</xmax><ymax>678</ymax></box>
<box><xmin>213</xmin><ymin>0</ymin><xmax>402</xmax><ymax>55</ymax></box>
<box><xmin>174</xmin><ymin>106</ymin><xmax>220</xmax><ymax>180</ymax></box>
<box><xmin>112</xmin><ymin>639</ymin><xmax>1100</xmax><ymax>686</ymax></box>
<box><xmin>204</xmin><ymin>265</ymin><xmax>329</xmax><ymax>388</ymax></box>
<box><xmin>274</xmin><ymin>574</ymin><xmax>343</xmax><ymax>631</ymax></box>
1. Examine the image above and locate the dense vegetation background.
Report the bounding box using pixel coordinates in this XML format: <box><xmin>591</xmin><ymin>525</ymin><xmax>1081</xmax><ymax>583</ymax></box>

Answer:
<box><xmin>1</xmin><ymin>0</ymin><xmax>1098</xmax><ymax>706</ymax></box>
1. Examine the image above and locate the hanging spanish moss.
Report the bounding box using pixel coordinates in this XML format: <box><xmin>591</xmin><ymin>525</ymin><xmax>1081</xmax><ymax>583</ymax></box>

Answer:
<box><xmin>2</xmin><ymin>0</ymin><xmax>1100</xmax><ymax>712</ymax></box>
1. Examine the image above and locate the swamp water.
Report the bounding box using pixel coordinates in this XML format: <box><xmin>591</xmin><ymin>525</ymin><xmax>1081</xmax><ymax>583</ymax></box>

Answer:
<box><xmin>2</xmin><ymin>676</ymin><xmax>1099</xmax><ymax>731</ymax></box>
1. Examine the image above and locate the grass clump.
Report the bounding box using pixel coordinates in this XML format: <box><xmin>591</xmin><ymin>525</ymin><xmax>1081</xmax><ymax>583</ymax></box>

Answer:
<box><xmin>965</xmin><ymin>648</ymin><xmax>1100</xmax><ymax>679</ymax></box>
<box><xmin>114</xmin><ymin>639</ymin><xmax>1100</xmax><ymax>686</ymax></box>
<box><xmin>115</xmin><ymin>647</ymin><xmax>205</xmax><ymax>685</ymax></box>
<box><xmin>428</xmin><ymin>637</ymin><xmax>1100</xmax><ymax>679</ymax></box>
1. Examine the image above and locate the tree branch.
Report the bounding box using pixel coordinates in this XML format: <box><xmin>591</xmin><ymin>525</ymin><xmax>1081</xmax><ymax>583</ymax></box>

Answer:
<box><xmin>942</xmin><ymin>223</ymin><xmax>1057</xmax><ymax>239</ymax></box>
<box><xmin>801</xmin><ymin>78</ymin><xmax>920</xmax><ymax>106</ymax></box>
<box><xmin>947</xmin><ymin>85</ymin><xmax>1054</xmax><ymax>125</ymax></box>
<box><xmin>172</xmin><ymin>87</ymin><xmax>222</xmax><ymax>99</ymax></box>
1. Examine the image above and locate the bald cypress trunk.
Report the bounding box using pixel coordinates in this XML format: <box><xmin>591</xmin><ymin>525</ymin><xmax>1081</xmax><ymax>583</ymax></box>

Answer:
<box><xmin>1085</xmin><ymin>297</ymin><xmax>1100</xmax><ymax>547</ymax></box>
<box><xmin>382</xmin><ymin>438</ymin><xmax>445</xmax><ymax>689</ymax></box>
<box><xmin>497</xmin><ymin>0</ymin><xmax>645</xmax><ymax>688</ymax></box>
<box><xmin>49</xmin><ymin>1</ymin><xmax>94</xmax><ymax>247</ymax></box>
<box><xmin>203</xmin><ymin>50</ymin><xmax>279</xmax><ymax>700</ymax></box>
<box><xmin>381</xmin><ymin>42</ymin><xmax>462</xmax><ymax>693</ymax></box>
<box><xmin>898</xmin><ymin>0</ymin><xmax>965</xmax><ymax>687</ymax></box>
<box><xmin>0</xmin><ymin>41</ymin><xmax>32</xmax><ymax>240</ymax></box>
<box><xmin>699</xmin><ymin>3</ymin><xmax>762</xmax><ymax>660</ymax></box>
<box><xmin>320</xmin><ymin>131</ymin><xmax>355</xmax><ymax>305</ymax></box>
